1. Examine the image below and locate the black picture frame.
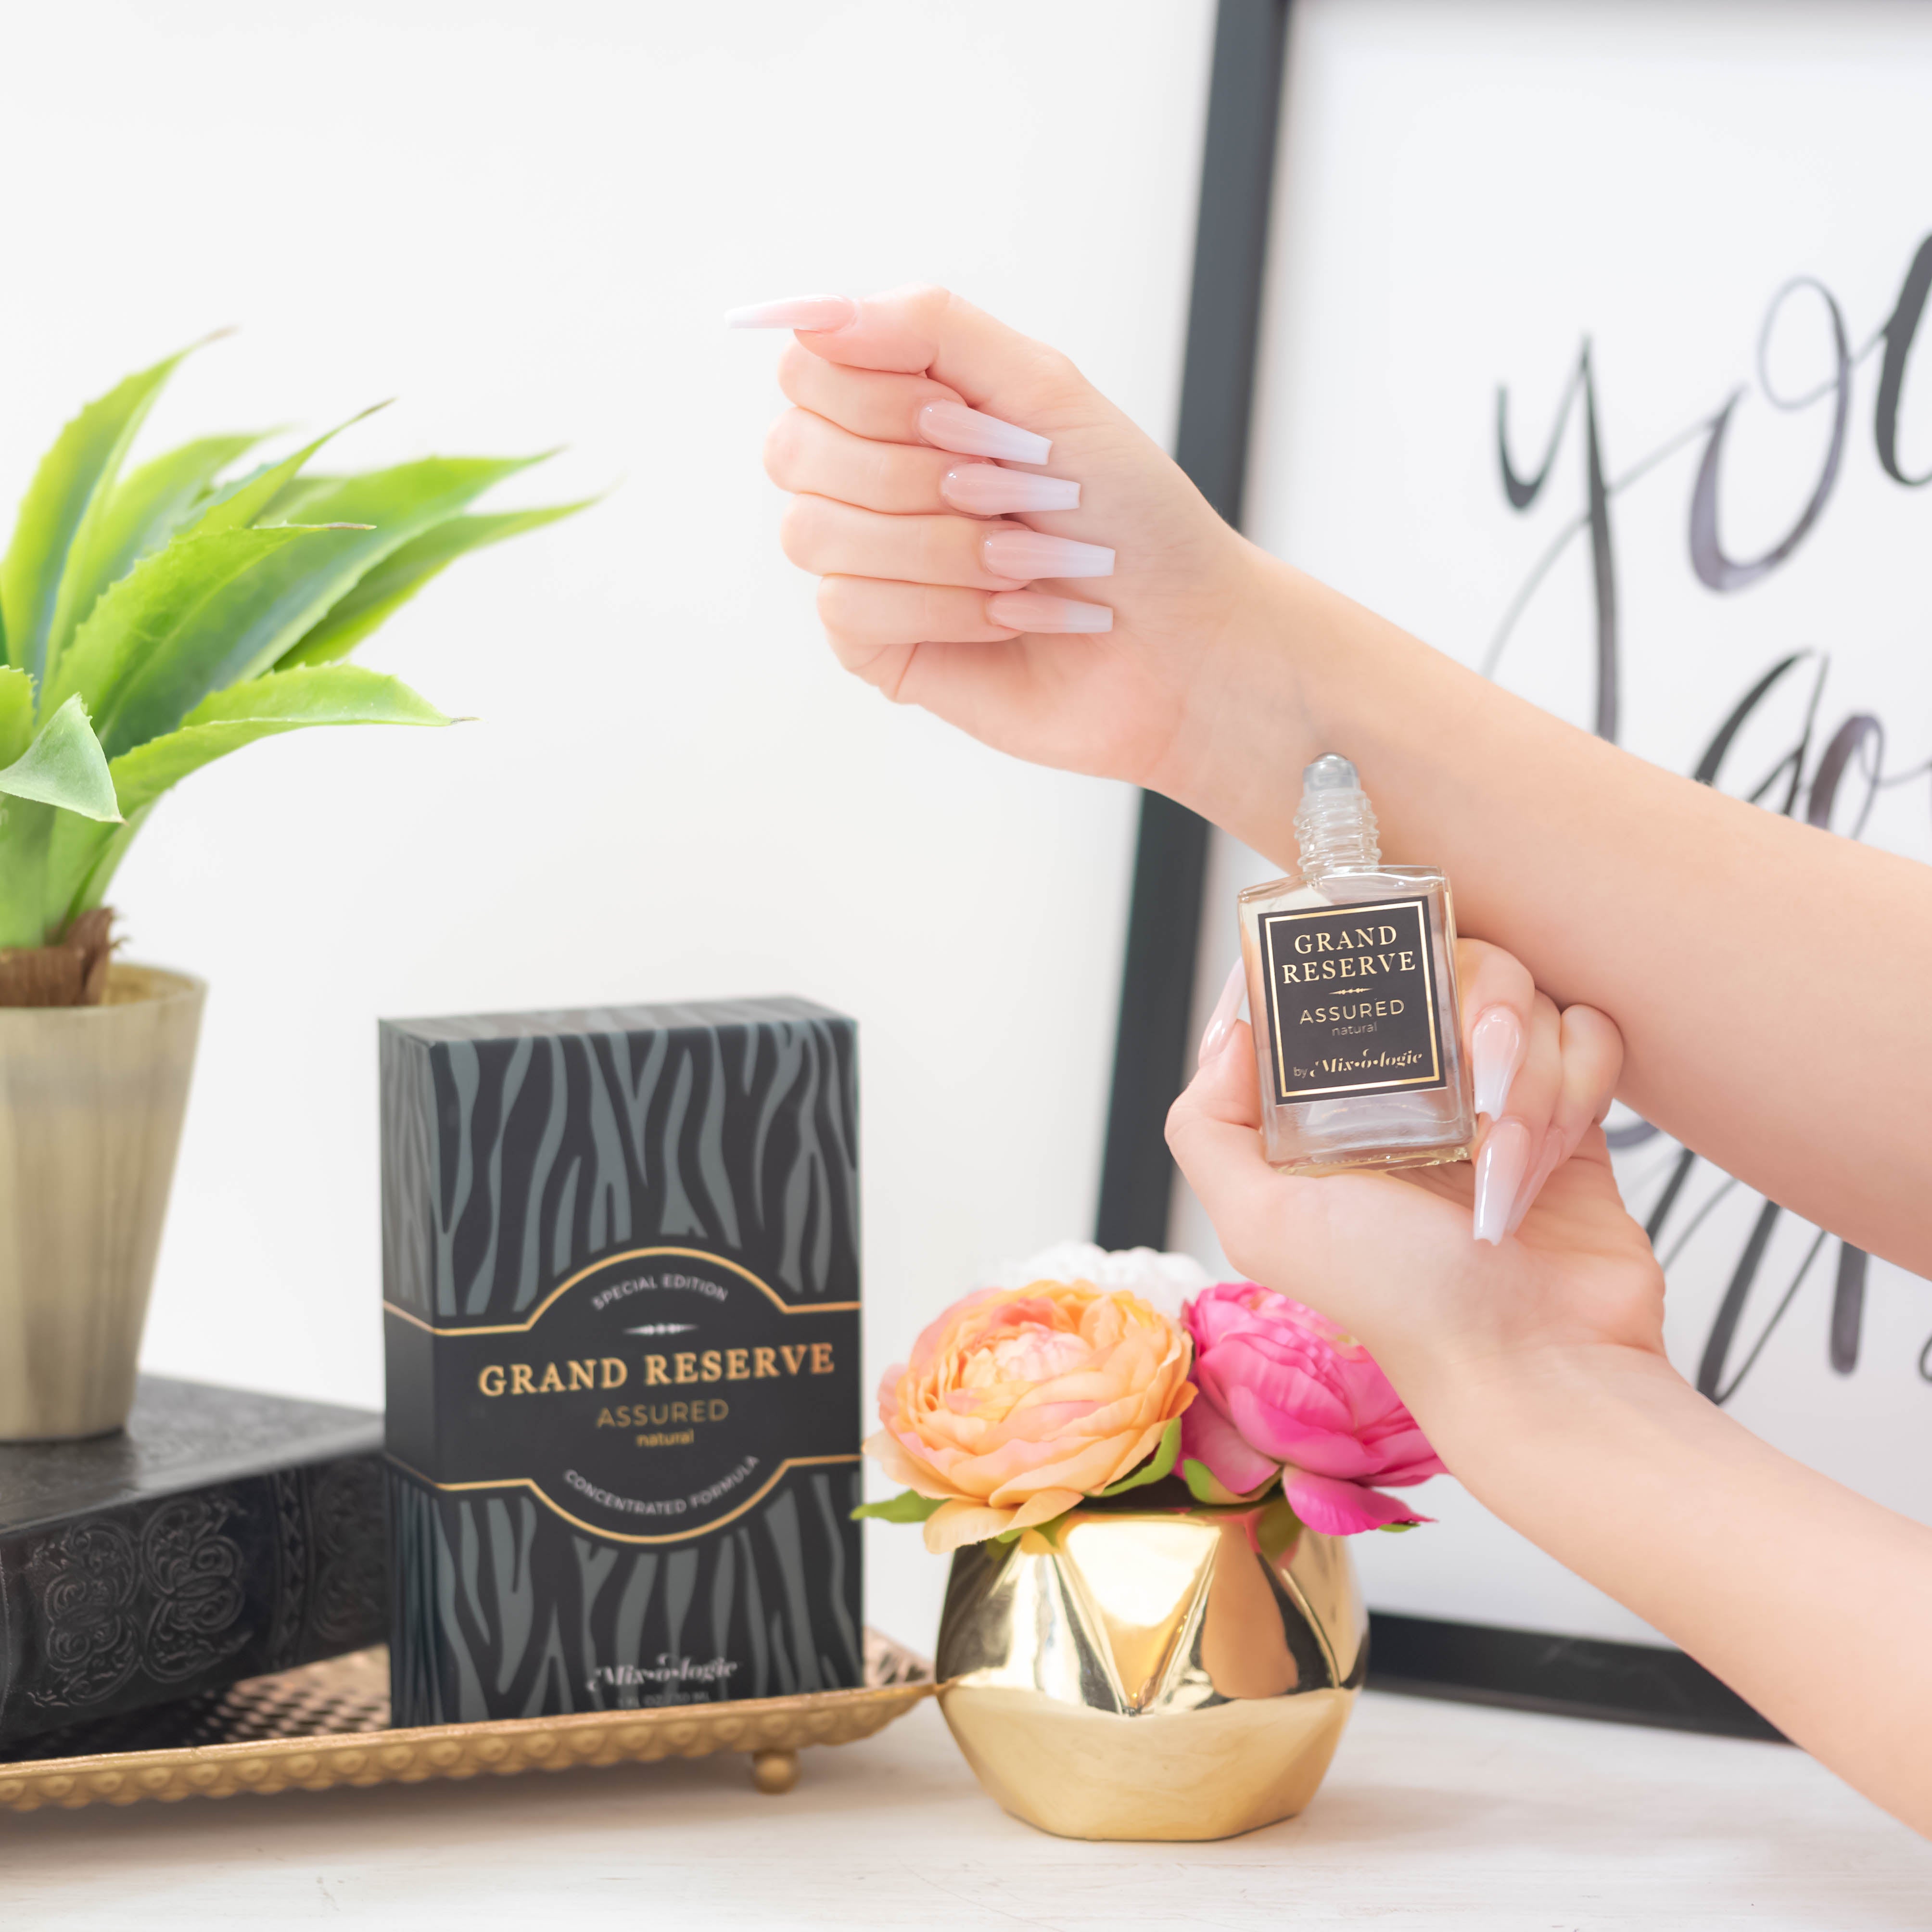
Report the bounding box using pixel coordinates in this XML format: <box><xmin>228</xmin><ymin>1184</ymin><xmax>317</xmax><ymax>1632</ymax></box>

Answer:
<box><xmin>1093</xmin><ymin>0</ymin><xmax>1782</xmax><ymax>1745</ymax></box>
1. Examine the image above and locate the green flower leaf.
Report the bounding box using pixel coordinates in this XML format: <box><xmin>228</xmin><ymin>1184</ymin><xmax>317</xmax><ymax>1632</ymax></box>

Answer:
<box><xmin>850</xmin><ymin>1489</ymin><xmax>945</xmax><ymax>1525</ymax></box>
<box><xmin>1097</xmin><ymin>1415</ymin><xmax>1184</xmax><ymax>1497</ymax></box>
<box><xmin>992</xmin><ymin>1513</ymin><xmax>1079</xmax><ymax>1547</ymax></box>
<box><xmin>106</xmin><ymin>664</ymin><xmax>451</xmax><ymax>819</ymax></box>
<box><xmin>0</xmin><ymin>694</ymin><xmax>122</xmax><ymax>822</ymax></box>
<box><xmin>1180</xmin><ymin>1457</ymin><xmax>1279</xmax><ymax>1507</ymax></box>
<box><xmin>1256</xmin><ymin>1496</ymin><xmax>1304</xmax><ymax>1565</ymax></box>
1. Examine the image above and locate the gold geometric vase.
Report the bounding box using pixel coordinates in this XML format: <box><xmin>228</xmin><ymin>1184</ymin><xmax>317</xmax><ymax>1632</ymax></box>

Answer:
<box><xmin>936</xmin><ymin>1495</ymin><xmax>1365</xmax><ymax>1841</ymax></box>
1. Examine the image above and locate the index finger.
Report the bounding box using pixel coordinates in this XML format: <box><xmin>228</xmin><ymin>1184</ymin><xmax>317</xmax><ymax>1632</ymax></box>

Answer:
<box><xmin>738</xmin><ymin>283</ymin><xmax>1076</xmax><ymax>421</ymax></box>
<box><xmin>1457</xmin><ymin>937</ymin><xmax>1536</xmax><ymax>1123</ymax></box>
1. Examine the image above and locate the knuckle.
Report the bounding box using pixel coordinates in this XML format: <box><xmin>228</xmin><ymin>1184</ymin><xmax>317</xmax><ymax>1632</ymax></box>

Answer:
<box><xmin>936</xmin><ymin>584</ymin><xmax>983</xmax><ymax>636</ymax></box>
<box><xmin>762</xmin><ymin>410</ymin><xmax>805</xmax><ymax>487</ymax></box>
<box><xmin>900</xmin><ymin>282</ymin><xmax>953</xmax><ymax>326</ymax></box>
<box><xmin>775</xmin><ymin>342</ymin><xmax>816</xmax><ymax>399</ymax></box>
<box><xmin>916</xmin><ymin>517</ymin><xmax>960</xmax><ymax>582</ymax></box>
<box><xmin>778</xmin><ymin>496</ymin><xmax>816</xmax><ymax>569</ymax></box>
<box><xmin>814</xmin><ymin>573</ymin><xmax>853</xmax><ymax>628</ymax></box>
<box><xmin>1032</xmin><ymin>343</ymin><xmax>1081</xmax><ymax>391</ymax></box>
<box><xmin>865</xmin><ymin>440</ymin><xmax>905</xmax><ymax>506</ymax></box>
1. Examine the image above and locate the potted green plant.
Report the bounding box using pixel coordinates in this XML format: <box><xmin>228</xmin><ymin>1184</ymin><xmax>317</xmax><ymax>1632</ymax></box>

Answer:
<box><xmin>0</xmin><ymin>340</ymin><xmax>586</xmax><ymax>1439</ymax></box>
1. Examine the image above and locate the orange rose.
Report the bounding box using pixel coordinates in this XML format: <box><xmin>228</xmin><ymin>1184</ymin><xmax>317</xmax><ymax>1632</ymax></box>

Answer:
<box><xmin>865</xmin><ymin>1280</ymin><xmax>1195</xmax><ymax>1553</ymax></box>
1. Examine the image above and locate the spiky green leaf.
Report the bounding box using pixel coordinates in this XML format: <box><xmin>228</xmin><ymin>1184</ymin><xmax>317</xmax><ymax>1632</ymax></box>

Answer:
<box><xmin>278</xmin><ymin>499</ymin><xmax>596</xmax><ymax>670</ymax></box>
<box><xmin>1</xmin><ymin>342</ymin><xmax>204</xmax><ymax>689</ymax></box>
<box><xmin>850</xmin><ymin>1489</ymin><xmax>946</xmax><ymax>1525</ymax></box>
<box><xmin>0</xmin><ymin>802</ymin><xmax>59</xmax><ymax>949</ymax></box>
<box><xmin>68</xmin><ymin>433</ymin><xmax>267</xmax><ymax>636</ymax></box>
<box><xmin>45</xmin><ymin>526</ymin><xmax>342</xmax><ymax>748</ymax></box>
<box><xmin>184</xmin><ymin>405</ymin><xmax>388</xmax><ymax>541</ymax></box>
<box><xmin>0</xmin><ymin>695</ymin><xmax>121</xmax><ymax>821</ymax></box>
<box><xmin>259</xmin><ymin>473</ymin><xmax>345</xmax><ymax>522</ymax></box>
<box><xmin>1097</xmin><ymin>1417</ymin><xmax>1183</xmax><ymax>1497</ymax></box>
<box><xmin>0</xmin><ymin>668</ymin><xmax>32</xmax><ymax>768</ymax></box>
<box><xmin>56</xmin><ymin>457</ymin><xmax>540</xmax><ymax>754</ymax></box>
<box><xmin>106</xmin><ymin>664</ymin><xmax>451</xmax><ymax>819</ymax></box>
<box><xmin>53</xmin><ymin>801</ymin><xmax>153</xmax><ymax>931</ymax></box>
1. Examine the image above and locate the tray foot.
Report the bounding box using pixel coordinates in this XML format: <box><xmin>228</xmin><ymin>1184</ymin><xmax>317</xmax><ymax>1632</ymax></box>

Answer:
<box><xmin>749</xmin><ymin>1748</ymin><xmax>800</xmax><ymax>1795</ymax></box>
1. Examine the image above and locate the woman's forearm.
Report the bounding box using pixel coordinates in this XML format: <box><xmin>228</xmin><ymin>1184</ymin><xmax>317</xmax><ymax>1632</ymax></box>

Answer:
<box><xmin>746</xmin><ymin>286</ymin><xmax>1927</xmax><ymax>1265</ymax></box>
<box><xmin>1163</xmin><ymin>552</ymin><xmax>1932</xmax><ymax>1275</ymax></box>
<box><xmin>1424</xmin><ymin>1348</ymin><xmax>1932</xmax><ymax>1834</ymax></box>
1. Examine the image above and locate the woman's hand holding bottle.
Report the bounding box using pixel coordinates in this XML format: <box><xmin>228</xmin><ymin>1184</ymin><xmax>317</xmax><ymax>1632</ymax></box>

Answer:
<box><xmin>1176</xmin><ymin>938</ymin><xmax>1645</xmax><ymax>1446</ymax></box>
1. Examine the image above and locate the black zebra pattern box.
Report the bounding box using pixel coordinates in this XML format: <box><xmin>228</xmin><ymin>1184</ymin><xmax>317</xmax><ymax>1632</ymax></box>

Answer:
<box><xmin>380</xmin><ymin>996</ymin><xmax>863</xmax><ymax>1725</ymax></box>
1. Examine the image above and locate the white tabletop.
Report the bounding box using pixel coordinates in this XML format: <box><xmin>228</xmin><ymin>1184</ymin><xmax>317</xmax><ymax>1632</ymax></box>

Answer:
<box><xmin>4</xmin><ymin>1688</ymin><xmax>1927</xmax><ymax>1930</ymax></box>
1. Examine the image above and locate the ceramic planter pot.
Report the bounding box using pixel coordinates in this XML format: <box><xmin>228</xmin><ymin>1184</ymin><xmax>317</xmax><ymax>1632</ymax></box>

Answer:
<box><xmin>0</xmin><ymin>965</ymin><xmax>204</xmax><ymax>1440</ymax></box>
<box><xmin>936</xmin><ymin>1495</ymin><xmax>1365</xmax><ymax>1841</ymax></box>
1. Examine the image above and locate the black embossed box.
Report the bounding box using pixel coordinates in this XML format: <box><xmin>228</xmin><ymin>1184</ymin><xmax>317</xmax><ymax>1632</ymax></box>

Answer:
<box><xmin>380</xmin><ymin>996</ymin><xmax>864</xmax><ymax>1726</ymax></box>
<box><xmin>0</xmin><ymin>1376</ymin><xmax>385</xmax><ymax>1750</ymax></box>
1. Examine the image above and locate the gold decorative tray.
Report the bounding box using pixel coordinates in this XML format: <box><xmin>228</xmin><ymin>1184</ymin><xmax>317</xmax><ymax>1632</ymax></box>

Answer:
<box><xmin>0</xmin><ymin>1628</ymin><xmax>932</xmax><ymax>1813</ymax></box>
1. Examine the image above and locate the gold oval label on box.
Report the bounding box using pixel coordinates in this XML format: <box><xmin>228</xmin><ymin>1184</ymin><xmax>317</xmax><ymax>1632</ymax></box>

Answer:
<box><xmin>1258</xmin><ymin>895</ymin><xmax>1447</xmax><ymax>1105</ymax></box>
<box><xmin>384</xmin><ymin>1246</ymin><xmax>859</xmax><ymax>1543</ymax></box>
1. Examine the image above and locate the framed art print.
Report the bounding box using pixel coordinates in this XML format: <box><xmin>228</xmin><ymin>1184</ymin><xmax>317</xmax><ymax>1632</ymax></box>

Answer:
<box><xmin>1101</xmin><ymin>0</ymin><xmax>1932</xmax><ymax>1737</ymax></box>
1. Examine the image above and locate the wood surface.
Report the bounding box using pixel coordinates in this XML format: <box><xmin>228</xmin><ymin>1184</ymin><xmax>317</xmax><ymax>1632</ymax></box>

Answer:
<box><xmin>2</xmin><ymin>1688</ymin><xmax>1924</xmax><ymax>1928</ymax></box>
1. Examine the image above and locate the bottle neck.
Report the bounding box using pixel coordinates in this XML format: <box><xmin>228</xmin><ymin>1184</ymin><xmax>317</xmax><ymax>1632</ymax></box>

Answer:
<box><xmin>1295</xmin><ymin>786</ymin><xmax>1381</xmax><ymax>879</ymax></box>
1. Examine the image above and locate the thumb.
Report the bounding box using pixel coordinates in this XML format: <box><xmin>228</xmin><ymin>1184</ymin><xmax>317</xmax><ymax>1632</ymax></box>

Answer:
<box><xmin>1167</xmin><ymin>1012</ymin><xmax>1455</xmax><ymax>1328</ymax></box>
<box><xmin>1165</xmin><ymin>1017</ymin><xmax>1309</xmax><ymax>1282</ymax></box>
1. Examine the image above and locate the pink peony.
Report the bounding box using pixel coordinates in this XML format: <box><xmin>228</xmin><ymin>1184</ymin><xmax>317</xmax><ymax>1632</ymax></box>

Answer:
<box><xmin>1180</xmin><ymin>1282</ymin><xmax>1445</xmax><ymax>1535</ymax></box>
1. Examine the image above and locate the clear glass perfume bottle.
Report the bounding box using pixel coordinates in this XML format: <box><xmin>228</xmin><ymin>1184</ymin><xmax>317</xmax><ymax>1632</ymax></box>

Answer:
<box><xmin>1237</xmin><ymin>755</ymin><xmax>1474</xmax><ymax>1176</ymax></box>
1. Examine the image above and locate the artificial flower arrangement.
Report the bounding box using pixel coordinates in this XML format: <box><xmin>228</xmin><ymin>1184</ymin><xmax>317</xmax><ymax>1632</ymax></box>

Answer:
<box><xmin>857</xmin><ymin>1243</ymin><xmax>1444</xmax><ymax>1551</ymax></box>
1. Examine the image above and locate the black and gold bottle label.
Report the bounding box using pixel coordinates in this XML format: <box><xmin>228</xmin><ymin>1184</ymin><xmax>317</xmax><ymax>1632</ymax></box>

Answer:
<box><xmin>1258</xmin><ymin>896</ymin><xmax>1447</xmax><ymax>1105</ymax></box>
<box><xmin>384</xmin><ymin>1246</ymin><xmax>859</xmax><ymax>1544</ymax></box>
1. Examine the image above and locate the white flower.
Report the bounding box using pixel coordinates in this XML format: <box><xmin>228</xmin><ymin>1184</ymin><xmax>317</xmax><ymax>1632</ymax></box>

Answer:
<box><xmin>992</xmin><ymin>1240</ymin><xmax>1212</xmax><ymax>1321</ymax></box>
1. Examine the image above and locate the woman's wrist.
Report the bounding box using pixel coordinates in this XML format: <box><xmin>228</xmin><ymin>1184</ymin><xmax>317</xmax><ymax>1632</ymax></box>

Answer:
<box><xmin>1154</xmin><ymin>549</ymin><xmax>1451</xmax><ymax>866</ymax></box>
<box><xmin>1407</xmin><ymin>1340</ymin><xmax>1695</xmax><ymax>1518</ymax></box>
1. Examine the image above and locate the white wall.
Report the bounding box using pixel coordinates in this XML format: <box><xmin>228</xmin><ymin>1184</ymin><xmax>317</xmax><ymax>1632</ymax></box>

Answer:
<box><xmin>0</xmin><ymin>0</ymin><xmax>1213</xmax><ymax>1650</ymax></box>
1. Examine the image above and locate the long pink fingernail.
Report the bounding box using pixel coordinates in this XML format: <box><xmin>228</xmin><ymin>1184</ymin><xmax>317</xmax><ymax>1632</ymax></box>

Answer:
<box><xmin>1198</xmin><ymin>961</ymin><xmax>1246</xmax><ymax>1067</ymax></box>
<box><xmin>724</xmin><ymin>294</ymin><xmax>858</xmax><ymax>331</ymax></box>
<box><xmin>1473</xmin><ymin>1118</ymin><xmax>1531</xmax><ymax>1246</ymax></box>
<box><xmin>987</xmin><ymin>591</ymin><xmax>1113</xmax><ymax>634</ymax></box>
<box><xmin>1469</xmin><ymin>1006</ymin><xmax>1525</xmax><ymax>1120</ymax></box>
<box><xmin>941</xmin><ymin>465</ymin><xmax>1080</xmax><ymax>515</ymax></box>
<box><xmin>982</xmin><ymin>531</ymin><xmax>1114</xmax><ymax>580</ymax></box>
<box><xmin>918</xmin><ymin>399</ymin><xmax>1050</xmax><ymax>463</ymax></box>
<box><xmin>1505</xmin><ymin>1129</ymin><xmax>1566</xmax><ymax>1236</ymax></box>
